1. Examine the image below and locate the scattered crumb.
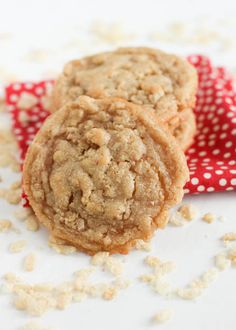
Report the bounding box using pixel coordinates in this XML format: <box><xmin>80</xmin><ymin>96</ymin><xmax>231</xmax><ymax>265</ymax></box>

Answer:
<box><xmin>23</xmin><ymin>253</ymin><xmax>36</xmax><ymax>272</ymax></box>
<box><xmin>215</xmin><ymin>253</ymin><xmax>231</xmax><ymax>270</ymax></box>
<box><xmin>14</xmin><ymin>207</ymin><xmax>33</xmax><ymax>221</ymax></box>
<box><xmin>218</xmin><ymin>216</ymin><xmax>226</xmax><ymax>222</ymax></box>
<box><xmin>228</xmin><ymin>248</ymin><xmax>236</xmax><ymax>266</ymax></box>
<box><xmin>102</xmin><ymin>286</ymin><xmax>118</xmax><ymax>300</ymax></box>
<box><xmin>0</xmin><ymin>219</ymin><xmax>13</xmax><ymax>232</ymax></box>
<box><xmin>91</xmin><ymin>252</ymin><xmax>123</xmax><ymax>276</ymax></box>
<box><xmin>21</xmin><ymin>320</ymin><xmax>54</xmax><ymax>330</ymax></box>
<box><xmin>176</xmin><ymin>287</ymin><xmax>202</xmax><ymax>300</ymax></box>
<box><xmin>202</xmin><ymin>213</ymin><xmax>215</xmax><ymax>224</ymax></box>
<box><xmin>134</xmin><ymin>239</ymin><xmax>152</xmax><ymax>252</ymax></box>
<box><xmin>222</xmin><ymin>232</ymin><xmax>236</xmax><ymax>241</ymax></box>
<box><xmin>153</xmin><ymin>309</ymin><xmax>173</xmax><ymax>323</ymax></box>
<box><xmin>168</xmin><ymin>211</ymin><xmax>185</xmax><ymax>226</ymax></box>
<box><xmin>9</xmin><ymin>240</ymin><xmax>26</xmax><ymax>253</ymax></box>
<box><xmin>25</xmin><ymin>215</ymin><xmax>39</xmax><ymax>232</ymax></box>
<box><xmin>17</xmin><ymin>92</ymin><xmax>38</xmax><ymax>109</ymax></box>
<box><xmin>139</xmin><ymin>274</ymin><xmax>156</xmax><ymax>283</ymax></box>
<box><xmin>144</xmin><ymin>256</ymin><xmax>161</xmax><ymax>268</ymax></box>
<box><xmin>177</xmin><ymin>268</ymin><xmax>219</xmax><ymax>300</ymax></box>
<box><xmin>178</xmin><ymin>204</ymin><xmax>198</xmax><ymax>221</ymax></box>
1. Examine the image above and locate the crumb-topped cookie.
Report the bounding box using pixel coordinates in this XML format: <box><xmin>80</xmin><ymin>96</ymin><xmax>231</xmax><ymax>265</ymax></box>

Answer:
<box><xmin>50</xmin><ymin>47</ymin><xmax>198</xmax><ymax>123</ymax></box>
<box><xmin>23</xmin><ymin>96</ymin><xmax>188</xmax><ymax>254</ymax></box>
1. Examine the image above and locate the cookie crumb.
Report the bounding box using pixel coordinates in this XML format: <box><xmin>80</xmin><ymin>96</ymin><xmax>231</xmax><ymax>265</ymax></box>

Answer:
<box><xmin>0</xmin><ymin>219</ymin><xmax>12</xmax><ymax>232</ymax></box>
<box><xmin>23</xmin><ymin>253</ymin><xmax>36</xmax><ymax>272</ymax></box>
<box><xmin>153</xmin><ymin>309</ymin><xmax>173</xmax><ymax>323</ymax></box>
<box><xmin>222</xmin><ymin>232</ymin><xmax>236</xmax><ymax>241</ymax></box>
<box><xmin>25</xmin><ymin>215</ymin><xmax>39</xmax><ymax>232</ymax></box>
<box><xmin>176</xmin><ymin>287</ymin><xmax>202</xmax><ymax>300</ymax></box>
<box><xmin>135</xmin><ymin>239</ymin><xmax>152</xmax><ymax>251</ymax></box>
<box><xmin>215</xmin><ymin>253</ymin><xmax>231</xmax><ymax>270</ymax></box>
<box><xmin>102</xmin><ymin>286</ymin><xmax>118</xmax><ymax>300</ymax></box>
<box><xmin>144</xmin><ymin>256</ymin><xmax>161</xmax><ymax>268</ymax></box>
<box><xmin>21</xmin><ymin>321</ymin><xmax>54</xmax><ymax>330</ymax></box>
<box><xmin>168</xmin><ymin>211</ymin><xmax>185</xmax><ymax>226</ymax></box>
<box><xmin>202</xmin><ymin>213</ymin><xmax>215</xmax><ymax>223</ymax></box>
<box><xmin>177</xmin><ymin>268</ymin><xmax>219</xmax><ymax>300</ymax></box>
<box><xmin>218</xmin><ymin>216</ymin><xmax>226</xmax><ymax>222</ymax></box>
<box><xmin>228</xmin><ymin>248</ymin><xmax>236</xmax><ymax>266</ymax></box>
<box><xmin>178</xmin><ymin>203</ymin><xmax>198</xmax><ymax>220</ymax></box>
<box><xmin>9</xmin><ymin>240</ymin><xmax>26</xmax><ymax>253</ymax></box>
<box><xmin>91</xmin><ymin>252</ymin><xmax>123</xmax><ymax>276</ymax></box>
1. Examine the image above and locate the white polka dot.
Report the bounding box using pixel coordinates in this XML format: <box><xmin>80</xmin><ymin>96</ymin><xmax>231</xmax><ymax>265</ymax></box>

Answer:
<box><xmin>212</xmin><ymin>117</ymin><xmax>219</xmax><ymax>124</ymax></box>
<box><xmin>226</xmin><ymin>187</ymin><xmax>234</xmax><ymax>191</ymax></box>
<box><xmin>206</xmin><ymin>166</ymin><xmax>213</xmax><ymax>170</ymax></box>
<box><xmin>217</xmin><ymin>108</ymin><xmax>224</xmax><ymax>115</ymax></box>
<box><xmin>197</xmin><ymin>134</ymin><xmax>205</xmax><ymax>140</ymax></box>
<box><xmin>190</xmin><ymin>159</ymin><xmax>198</xmax><ymax>163</ymax></box>
<box><xmin>197</xmin><ymin>185</ymin><xmax>205</xmax><ymax>192</ymax></box>
<box><xmin>222</xmin><ymin>123</ymin><xmax>229</xmax><ymax>130</ymax></box>
<box><xmin>231</xmin><ymin>179</ymin><xmax>236</xmax><ymax>185</ymax></box>
<box><xmin>215</xmin><ymin>98</ymin><xmax>222</xmax><ymax>104</ymax></box>
<box><xmin>219</xmin><ymin>133</ymin><xmax>227</xmax><ymax>139</ymax></box>
<box><xmin>225</xmin><ymin>141</ymin><xmax>232</xmax><ymax>148</ymax></box>
<box><xmin>202</xmin><ymin>127</ymin><xmax>209</xmax><ymax>134</ymax></box>
<box><xmin>203</xmin><ymin>158</ymin><xmax>210</xmax><ymax>162</ymax></box>
<box><xmin>213</xmin><ymin>125</ymin><xmax>220</xmax><ymax>132</ymax></box>
<box><xmin>212</xmin><ymin>149</ymin><xmax>220</xmax><ymax>155</ymax></box>
<box><xmin>25</xmin><ymin>82</ymin><xmax>33</xmax><ymax>89</ymax></box>
<box><xmin>203</xmin><ymin>173</ymin><xmax>211</xmax><ymax>179</ymax></box>
<box><xmin>230</xmin><ymin>170</ymin><xmax>236</xmax><ymax>174</ymax></box>
<box><xmin>207</xmin><ymin>113</ymin><xmax>214</xmax><ymax>120</ymax></box>
<box><xmin>208</xmin><ymin>140</ymin><xmax>215</xmax><ymax>147</ymax></box>
<box><xmin>184</xmin><ymin>188</ymin><xmax>190</xmax><ymax>194</ymax></box>
<box><xmin>207</xmin><ymin>187</ymin><xmax>214</xmax><ymax>192</ymax></box>
<box><xmin>199</xmin><ymin>151</ymin><xmax>207</xmax><ymax>157</ymax></box>
<box><xmin>12</xmin><ymin>83</ymin><xmax>22</xmax><ymax>91</ymax></box>
<box><xmin>188</xmin><ymin>148</ymin><xmax>196</xmax><ymax>154</ymax></box>
<box><xmin>215</xmin><ymin>170</ymin><xmax>223</xmax><ymax>175</ymax></box>
<box><xmin>219</xmin><ymin>178</ymin><xmax>227</xmax><ymax>186</ymax></box>
<box><xmin>35</xmin><ymin>87</ymin><xmax>44</xmax><ymax>95</ymax></box>
<box><xmin>191</xmin><ymin>177</ymin><xmax>199</xmax><ymax>185</ymax></box>
<box><xmin>209</xmin><ymin>133</ymin><xmax>216</xmax><ymax>140</ymax></box>
<box><xmin>10</xmin><ymin>94</ymin><xmax>18</xmax><ymax>102</ymax></box>
<box><xmin>227</xmin><ymin>112</ymin><xmax>234</xmax><ymax>118</ymax></box>
<box><xmin>220</xmin><ymin>166</ymin><xmax>228</xmax><ymax>169</ymax></box>
<box><xmin>216</xmin><ymin>161</ymin><xmax>224</xmax><ymax>165</ymax></box>
<box><xmin>223</xmin><ymin>152</ymin><xmax>231</xmax><ymax>158</ymax></box>
<box><xmin>231</xmin><ymin>117</ymin><xmax>236</xmax><ymax>123</ymax></box>
<box><xmin>228</xmin><ymin>160</ymin><xmax>236</xmax><ymax>165</ymax></box>
<box><xmin>225</xmin><ymin>97</ymin><xmax>233</xmax><ymax>104</ymax></box>
<box><xmin>198</xmin><ymin>141</ymin><xmax>206</xmax><ymax>147</ymax></box>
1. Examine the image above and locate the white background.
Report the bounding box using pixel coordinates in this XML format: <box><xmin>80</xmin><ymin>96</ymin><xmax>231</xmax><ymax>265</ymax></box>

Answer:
<box><xmin>0</xmin><ymin>0</ymin><xmax>236</xmax><ymax>329</ymax></box>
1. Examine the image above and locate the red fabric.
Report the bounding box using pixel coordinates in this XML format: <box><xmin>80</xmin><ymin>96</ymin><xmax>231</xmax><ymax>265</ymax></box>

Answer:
<box><xmin>5</xmin><ymin>55</ymin><xmax>236</xmax><ymax>206</ymax></box>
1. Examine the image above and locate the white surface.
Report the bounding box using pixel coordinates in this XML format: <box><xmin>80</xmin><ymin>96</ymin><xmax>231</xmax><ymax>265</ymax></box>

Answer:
<box><xmin>0</xmin><ymin>1</ymin><xmax>236</xmax><ymax>330</ymax></box>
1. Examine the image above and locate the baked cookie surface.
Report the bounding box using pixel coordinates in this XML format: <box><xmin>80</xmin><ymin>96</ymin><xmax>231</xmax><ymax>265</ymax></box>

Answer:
<box><xmin>23</xmin><ymin>96</ymin><xmax>188</xmax><ymax>254</ymax></box>
<box><xmin>50</xmin><ymin>47</ymin><xmax>198</xmax><ymax>123</ymax></box>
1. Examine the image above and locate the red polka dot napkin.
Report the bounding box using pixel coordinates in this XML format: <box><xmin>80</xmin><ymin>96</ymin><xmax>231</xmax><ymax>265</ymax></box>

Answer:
<box><xmin>4</xmin><ymin>55</ymin><xmax>236</xmax><ymax>206</ymax></box>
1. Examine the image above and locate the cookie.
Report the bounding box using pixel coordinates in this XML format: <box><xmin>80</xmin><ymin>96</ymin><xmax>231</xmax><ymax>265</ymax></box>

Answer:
<box><xmin>50</xmin><ymin>47</ymin><xmax>198</xmax><ymax>123</ymax></box>
<box><xmin>167</xmin><ymin>109</ymin><xmax>196</xmax><ymax>150</ymax></box>
<box><xmin>23</xmin><ymin>96</ymin><xmax>188</xmax><ymax>255</ymax></box>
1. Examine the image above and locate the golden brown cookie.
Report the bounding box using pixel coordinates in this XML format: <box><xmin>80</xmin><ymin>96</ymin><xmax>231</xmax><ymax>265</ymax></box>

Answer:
<box><xmin>23</xmin><ymin>96</ymin><xmax>189</xmax><ymax>255</ymax></box>
<box><xmin>50</xmin><ymin>47</ymin><xmax>198</xmax><ymax>123</ymax></box>
<box><xmin>167</xmin><ymin>109</ymin><xmax>196</xmax><ymax>151</ymax></box>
